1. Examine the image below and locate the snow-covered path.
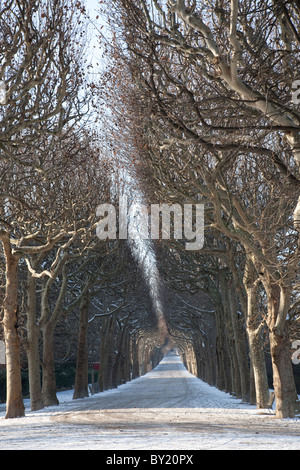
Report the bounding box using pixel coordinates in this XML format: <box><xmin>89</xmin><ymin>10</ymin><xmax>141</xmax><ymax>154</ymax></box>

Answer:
<box><xmin>0</xmin><ymin>353</ymin><xmax>300</xmax><ymax>450</ymax></box>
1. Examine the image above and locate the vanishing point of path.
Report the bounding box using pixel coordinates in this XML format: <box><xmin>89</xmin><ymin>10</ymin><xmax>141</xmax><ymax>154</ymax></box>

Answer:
<box><xmin>0</xmin><ymin>353</ymin><xmax>300</xmax><ymax>449</ymax></box>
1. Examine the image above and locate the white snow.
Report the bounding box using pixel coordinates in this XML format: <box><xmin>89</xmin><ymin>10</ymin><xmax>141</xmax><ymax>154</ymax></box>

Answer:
<box><xmin>0</xmin><ymin>353</ymin><xmax>299</xmax><ymax>450</ymax></box>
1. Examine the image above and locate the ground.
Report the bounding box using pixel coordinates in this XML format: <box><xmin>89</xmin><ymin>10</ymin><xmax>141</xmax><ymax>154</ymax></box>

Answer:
<box><xmin>0</xmin><ymin>353</ymin><xmax>300</xmax><ymax>450</ymax></box>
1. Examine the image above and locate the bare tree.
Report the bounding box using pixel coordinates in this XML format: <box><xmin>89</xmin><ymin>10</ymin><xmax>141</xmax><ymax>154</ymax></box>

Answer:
<box><xmin>0</xmin><ymin>0</ymin><xmax>92</xmax><ymax>418</ymax></box>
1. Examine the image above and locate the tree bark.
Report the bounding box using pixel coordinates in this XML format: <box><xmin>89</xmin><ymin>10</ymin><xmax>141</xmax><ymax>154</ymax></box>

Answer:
<box><xmin>247</xmin><ymin>328</ymin><xmax>269</xmax><ymax>408</ymax></box>
<box><xmin>0</xmin><ymin>234</ymin><xmax>25</xmax><ymax>419</ymax></box>
<box><xmin>40</xmin><ymin>258</ymin><xmax>68</xmax><ymax>407</ymax></box>
<box><xmin>99</xmin><ymin>315</ymin><xmax>116</xmax><ymax>392</ymax></box>
<box><xmin>73</xmin><ymin>293</ymin><xmax>89</xmax><ymax>399</ymax></box>
<box><xmin>217</xmin><ymin>302</ymin><xmax>233</xmax><ymax>394</ymax></box>
<box><xmin>228</xmin><ymin>285</ymin><xmax>250</xmax><ymax>402</ymax></box>
<box><xmin>42</xmin><ymin>322</ymin><xmax>59</xmax><ymax>407</ymax></box>
<box><xmin>112</xmin><ymin>327</ymin><xmax>122</xmax><ymax>388</ymax></box>
<box><xmin>26</xmin><ymin>272</ymin><xmax>44</xmax><ymax>411</ymax></box>
<box><xmin>269</xmin><ymin>325</ymin><xmax>297</xmax><ymax>418</ymax></box>
<box><xmin>107</xmin><ymin>315</ymin><xmax>117</xmax><ymax>389</ymax></box>
<box><xmin>131</xmin><ymin>335</ymin><xmax>139</xmax><ymax>380</ymax></box>
<box><xmin>243</xmin><ymin>261</ymin><xmax>270</xmax><ymax>409</ymax></box>
<box><xmin>98</xmin><ymin>318</ymin><xmax>108</xmax><ymax>392</ymax></box>
<box><xmin>265</xmin><ymin>282</ymin><xmax>297</xmax><ymax>418</ymax></box>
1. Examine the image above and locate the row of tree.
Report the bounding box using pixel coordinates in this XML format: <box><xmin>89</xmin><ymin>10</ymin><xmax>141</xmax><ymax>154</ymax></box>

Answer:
<box><xmin>1</xmin><ymin>0</ymin><xmax>300</xmax><ymax>422</ymax></box>
<box><xmin>0</xmin><ymin>0</ymin><xmax>167</xmax><ymax>419</ymax></box>
<box><xmin>104</xmin><ymin>0</ymin><xmax>300</xmax><ymax>418</ymax></box>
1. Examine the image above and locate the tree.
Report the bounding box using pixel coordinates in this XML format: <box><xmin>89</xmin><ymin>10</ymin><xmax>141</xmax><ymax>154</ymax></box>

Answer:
<box><xmin>0</xmin><ymin>0</ymin><xmax>88</xmax><ymax>170</ymax></box>
<box><xmin>0</xmin><ymin>0</ymin><xmax>90</xmax><ymax>419</ymax></box>
<box><xmin>0</xmin><ymin>127</ymin><xmax>112</xmax><ymax>415</ymax></box>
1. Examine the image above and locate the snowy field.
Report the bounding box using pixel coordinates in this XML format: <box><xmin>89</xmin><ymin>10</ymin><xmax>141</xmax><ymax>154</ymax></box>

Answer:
<box><xmin>0</xmin><ymin>353</ymin><xmax>300</xmax><ymax>450</ymax></box>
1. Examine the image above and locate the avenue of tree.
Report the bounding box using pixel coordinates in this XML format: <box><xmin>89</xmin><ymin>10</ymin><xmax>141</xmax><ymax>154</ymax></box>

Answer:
<box><xmin>0</xmin><ymin>0</ymin><xmax>299</xmax><ymax>421</ymax></box>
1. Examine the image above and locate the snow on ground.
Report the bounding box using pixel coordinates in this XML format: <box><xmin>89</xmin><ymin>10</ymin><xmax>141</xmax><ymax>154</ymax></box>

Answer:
<box><xmin>0</xmin><ymin>353</ymin><xmax>300</xmax><ymax>450</ymax></box>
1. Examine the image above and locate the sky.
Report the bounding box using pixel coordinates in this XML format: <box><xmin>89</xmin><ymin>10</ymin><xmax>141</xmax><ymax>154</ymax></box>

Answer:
<box><xmin>85</xmin><ymin>0</ymin><xmax>100</xmax><ymax>15</ymax></box>
<box><xmin>85</xmin><ymin>0</ymin><xmax>105</xmax><ymax>69</ymax></box>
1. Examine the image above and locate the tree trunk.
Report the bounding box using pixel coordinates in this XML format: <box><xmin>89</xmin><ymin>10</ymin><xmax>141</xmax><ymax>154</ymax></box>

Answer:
<box><xmin>73</xmin><ymin>293</ymin><xmax>89</xmax><ymax>399</ymax></box>
<box><xmin>99</xmin><ymin>318</ymin><xmax>108</xmax><ymax>392</ymax></box>
<box><xmin>247</xmin><ymin>328</ymin><xmax>269</xmax><ymax>408</ymax></box>
<box><xmin>266</xmin><ymin>282</ymin><xmax>297</xmax><ymax>418</ymax></box>
<box><xmin>244</xmin><ymin>260</ymin><xmax>270</xmax><ymax>408</ymax></box>
<box><xmin>121</xmin><ymin>327</ymin><xmax>131</xmax><ymax>384</ymax></box>
<box><xmin>27</xmin><ymin>329</ymin><xmax>43</xmax><ymax>411</ymax></box>
<box><xmin>42</xmin><ymin>322</ymin><xmax>59</xmax><ymax>407</ymax></box>
<box><xmin>112</xmin><ymin>327</ymin><xmax>122</xmax><ymax>388</ymax></box>
<box><xmin>131</xmin><ymin>335</ymin><xmax>139</xmax><ymax>379</ymax></box>
<box><xmin>124</xmin><ymin>329</ymin><xmax>131</xmax><ymax>382</ymax></box>
<box><xmin>246</xmin><ymin>295</ymin><xmax>269</xmax><ymax>409</ymax></box>
<box><xmin>249</xmin><ymin>362</ymin><xmax>257</xmax><ymax>406</ymax></box>
<box><xmin>219</xmin><ymin>305</ymin><xmax>233</xmax><ymax>393</ymax></box>
<box><xmin>207</xmin><ymin>343</ymin><xmax>217</xmax><ymax>386</ymax></box>
<box><xmin>229</xmin><ymin>286</ymin><xmax>250</xmax><ymax>402</ymax></box>
<box><xmin>269</xmin><ymin>325</ymin><xmax>297</xmax><ymax>418</ymax></box>
<box><xmin>26</xmin><ymin>272</ymin><xmax>43</xmax><ymax>411</ymax></box>
<box><xmin>107</xmin><ymin>315</ymin><xmax>117</xmax><ymax>389</ymax></box>
<box><xmin>40</xmin><ymin>262</ymin><xmax>68</xmax><ymax>407</ymax></box>
<box><xmin>215</xmin><ymin>335</ymin><xmax>225</xmax><ymax>391</ymax></box>
<box><xmin>113</xmin><ymin>321</ymin><xmax>131</xmax><ymax>386</ymax></box>
<box><xmin>1</xmin><ymin>236</ymin><xmax>25</xmax><ymax>419</ymax></box>
<box><xmin>99</xmin><ymin>315</ymin><xmax>115</xmax><ymax>392</ymax></box>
